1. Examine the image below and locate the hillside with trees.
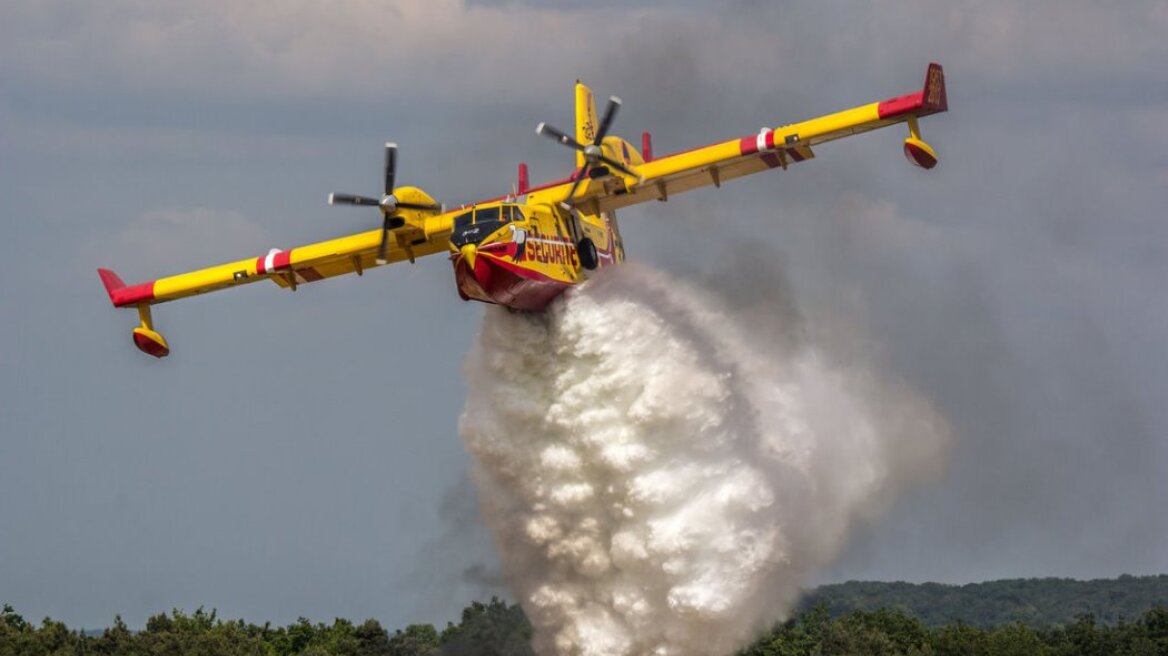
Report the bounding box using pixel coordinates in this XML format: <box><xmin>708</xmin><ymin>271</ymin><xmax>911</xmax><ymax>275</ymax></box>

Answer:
<box><xmin>799</xmin><ymin>574</ymin><xmax>1168</xmax><ymax>628</ymax></box>
<box><xmin>4</xmin><ymin>576</ymin><xmax>1168</xmax><ymax>655</ymax></box>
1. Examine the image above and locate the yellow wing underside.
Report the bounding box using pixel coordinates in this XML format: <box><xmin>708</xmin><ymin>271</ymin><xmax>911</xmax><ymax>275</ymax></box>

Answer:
<box><xmin>534</xmin><ymin>63</ymin><xmax>946</xmax><ymax>214</ymax></box>
<box><xmin>119</xmin><ymin>219</ymin><xmax>452</xmax><ymax>308</ymax></box>
<box><xmin>539</xmin><ymin>104</ymin><xmax>919</xmax><ymax>216</ymax></box>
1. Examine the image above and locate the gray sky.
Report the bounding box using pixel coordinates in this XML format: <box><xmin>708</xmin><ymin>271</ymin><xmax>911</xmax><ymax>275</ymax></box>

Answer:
<box><xmin>2</xmin><ymin>0</ymin><xmax>1166</xmax><ymax>631</ymax></box>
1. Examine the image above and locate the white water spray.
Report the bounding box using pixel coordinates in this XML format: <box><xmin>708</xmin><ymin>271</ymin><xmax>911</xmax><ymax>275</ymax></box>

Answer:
<box><xmin>460</xmin><ymin>262</ymin><xmax>950</xmax><ymax>656</ymax></box>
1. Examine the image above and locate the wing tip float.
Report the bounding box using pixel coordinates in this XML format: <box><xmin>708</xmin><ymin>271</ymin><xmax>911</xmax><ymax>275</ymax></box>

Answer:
<box><xmin>102</xmin><ymin>62</ymin><xmax>949</xmax><ymax>358</ymax></box>
<box><xmin>98</xmin><ymin>268</ymin><xmax>169</xmax><ymax>358</ymax></box>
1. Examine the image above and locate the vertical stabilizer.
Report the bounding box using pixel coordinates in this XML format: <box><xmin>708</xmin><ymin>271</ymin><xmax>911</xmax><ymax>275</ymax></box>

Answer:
<box><xmin>574</xmin><ymin>81</ymin><xmax>598</xmax><ymax>169</ymax></box>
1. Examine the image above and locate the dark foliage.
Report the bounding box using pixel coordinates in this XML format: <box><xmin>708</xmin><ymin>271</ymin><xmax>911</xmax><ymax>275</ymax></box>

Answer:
<box><xmin>800</xmin><ymin>575</ymin><xmax>1168</xmax><ymax>628</ymax></box>
<box><xmin>5</xmin><ymin>577</ymin><xmax>1168</xmax><ymax>655</ymax></box>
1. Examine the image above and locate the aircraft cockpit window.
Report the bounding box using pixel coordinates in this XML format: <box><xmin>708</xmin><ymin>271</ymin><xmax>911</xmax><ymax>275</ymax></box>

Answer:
<box><xmin>451</xmin><ymin>206</ymin><xmax>506</xmax><ymax>248</ymax></box>
<box><xmin>475</xmin><ymin>206</ymin><xmax>500</xmax><ymax>225</ymax></box>
<box><xmin>503</xmin><ymin>205</ymin><xmax>524</xmax><ymax>223</ymax></box>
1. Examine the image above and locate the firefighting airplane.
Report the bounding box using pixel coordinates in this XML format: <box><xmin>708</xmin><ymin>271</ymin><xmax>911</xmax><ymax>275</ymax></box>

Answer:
<box><xmin>99</xmin><ymin>63</ymin><xmax>948</xmax><ymax>357</ymax></box>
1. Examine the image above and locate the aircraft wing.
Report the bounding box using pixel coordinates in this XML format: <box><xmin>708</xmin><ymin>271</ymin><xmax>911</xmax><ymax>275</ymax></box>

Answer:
<box><xmin>580</xmin><ymin>63</ymin><xmax>947</xmax><ymax>214</ymax></box>
<box><xmin>98</xmin><ymin>206</ymin><xmax>453</xmax><ymax>356</ymax></box>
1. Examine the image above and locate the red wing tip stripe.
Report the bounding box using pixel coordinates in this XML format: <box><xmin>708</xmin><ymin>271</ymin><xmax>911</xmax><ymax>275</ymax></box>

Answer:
<box><xmin>111</xmin><ymin>281</ymin><xmax>156</xmax><ymax>307</ymax></box>
<box><xmin>97</xmin><ymin>268</ymin><xmax>127</xmax><ymax>294</ymax></box>
<box><xmin>877</xmin><ymin>91</ymin><xmax>925</xmax><ymax>119</ymax></box>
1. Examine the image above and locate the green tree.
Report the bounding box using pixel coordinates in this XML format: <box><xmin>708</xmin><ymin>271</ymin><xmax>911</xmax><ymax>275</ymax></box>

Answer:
<box><xmin>353</xmin><ymin>618</ymin><xmax>392</xmax><ymax>656</ymax></box>
<box><xmin>387</xmin><ymin>624</ymin><xmax>438</xmax><ymax>656</ymax></box>
<box><xmin>438</xmin><ymin>598</ymin><xmax>532</xmax><ymax>656</ymax></box>
<box><xmin>985</xmin><ymin>623</ymin><xmax>1047</xmax><ymax>656</ymax></box>
<box><xmin>88</xmin><ymin>615</ymin><xmax>138</xmax><ymax>656</ymax></box>
<box><xmin>932</xmin><ymin>622</ymin><xmax>990</xmax><ymax>656</ymax></box>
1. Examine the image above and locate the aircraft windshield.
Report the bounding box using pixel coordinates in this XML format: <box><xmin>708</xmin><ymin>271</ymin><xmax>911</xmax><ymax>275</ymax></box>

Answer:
<box><xmin>450</xmin><ymin>205</ymin><xmax>520</xmax><ymax>247</ymax></box>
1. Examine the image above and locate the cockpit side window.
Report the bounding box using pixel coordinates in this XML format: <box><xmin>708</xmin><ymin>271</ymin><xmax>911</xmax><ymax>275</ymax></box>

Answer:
<box><xmin>509</xmin><ymin>206</ymin><xmax>525</xmax><ymax>222</ymax></box>
<box><xmin>476</xmin><ymin>206</ymin><xmax>500</xmax><ymax>224</ymax></box>
<box><xmin>454</xmin><ymin>211</ymin><xmax>472</xmax><ymax>231</ymax></box>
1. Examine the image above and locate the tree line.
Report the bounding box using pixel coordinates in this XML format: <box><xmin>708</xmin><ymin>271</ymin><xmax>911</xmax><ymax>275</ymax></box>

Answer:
<box><xmin>0</xmin><ymin>598</ymin><xmax>531</xmax><ymax>656</ymax></box>
<box><xmin>5</xmin><ymin>575</ymin><xmax>1168</xmax><ymax>655</ymax></box>
<box><xmin>800</xmin><ymin>575</ymin><xmax>1168</xmax><ymax>628</ymax></box>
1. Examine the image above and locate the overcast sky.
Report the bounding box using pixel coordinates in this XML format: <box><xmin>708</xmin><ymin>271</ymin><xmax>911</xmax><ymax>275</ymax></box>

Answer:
<box><xmin>2</xmin><ymin>0</ymin><xmax>1166</xmax><ymax>632</ymax></box>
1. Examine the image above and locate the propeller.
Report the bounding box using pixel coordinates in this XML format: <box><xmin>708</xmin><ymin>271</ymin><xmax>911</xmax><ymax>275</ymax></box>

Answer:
<box><xmin>536</xmin><ymin>96</ymin><xmax>638</xmax><ymax>208</ymax></box>
<box><xmin>329</xmin><ymin>143</ymin><xmax>440</xmax><ymax>264</ymax></box>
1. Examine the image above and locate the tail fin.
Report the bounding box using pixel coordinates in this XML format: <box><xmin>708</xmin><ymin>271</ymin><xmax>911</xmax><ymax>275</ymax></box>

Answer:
<box><xmin>575</xmin><ymin>81</ymin><xmax>599</xmax><ymax>169</ymax></box>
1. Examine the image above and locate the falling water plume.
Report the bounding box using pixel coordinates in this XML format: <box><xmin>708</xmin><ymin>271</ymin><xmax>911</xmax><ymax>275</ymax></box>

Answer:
<box><xmin>460</xmin><ymin>262</ymin><xmax>950</xmax><ymax>656</ymax></box>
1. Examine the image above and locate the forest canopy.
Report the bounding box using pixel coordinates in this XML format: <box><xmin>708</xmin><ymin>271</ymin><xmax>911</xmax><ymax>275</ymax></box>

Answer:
<box><xmin>4</xmin><ymin>576</ymin><xmax>1168</xmax><ymax>655</ymax></box>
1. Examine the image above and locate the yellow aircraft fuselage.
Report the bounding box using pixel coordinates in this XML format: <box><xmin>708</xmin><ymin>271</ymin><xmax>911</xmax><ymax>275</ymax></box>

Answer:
<box><xmin>450</xmin><ymin>201</ymin><xmax>625</xmax><ymax>311</ymax></box>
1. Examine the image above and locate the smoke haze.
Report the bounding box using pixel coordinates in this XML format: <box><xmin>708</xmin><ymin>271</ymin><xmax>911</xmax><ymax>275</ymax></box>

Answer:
<box><xmin>460</xmin><ymin>262</ymin><xmax>950</xmax><ymax>655</ymax></box>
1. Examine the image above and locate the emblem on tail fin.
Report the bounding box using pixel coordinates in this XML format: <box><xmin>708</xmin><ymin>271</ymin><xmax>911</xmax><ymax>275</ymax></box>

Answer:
<box><xmin>922</xmin><ymin>62</ymin><xmax>947</xmax><ymax>114</ymax></box>
<box><xmin>575</xmin><ymin>82</ymin><xmax>599</xmax><ymax>168</ymax></box>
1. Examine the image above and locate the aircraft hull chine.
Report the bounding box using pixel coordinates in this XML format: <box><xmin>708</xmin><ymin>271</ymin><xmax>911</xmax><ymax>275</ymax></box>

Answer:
<box><xmin>454</xmin><ymin>246</ymin><xmax>571</xmax><ymax>312</ymax></box>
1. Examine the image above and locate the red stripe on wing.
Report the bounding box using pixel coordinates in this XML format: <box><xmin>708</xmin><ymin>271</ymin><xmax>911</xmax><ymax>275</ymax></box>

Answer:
<box><xmin>111</xmin><ymin>281</ymin><xmax>156</xmax><ymax>306</ymax></box>
<box><xmin>877</xmin><ymin>91</ymin><xmax>924</xmax><ymax>119</ymax></box>
<box><xmin>273</xmin><ymin>250</ymin><xmax>292</xmax><ymax>270</ymax></box>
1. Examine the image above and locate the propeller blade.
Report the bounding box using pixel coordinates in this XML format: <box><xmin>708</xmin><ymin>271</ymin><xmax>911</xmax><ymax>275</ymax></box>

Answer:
<box><xmin>329</xmin><ymin>193</ymin><xmax>381</xmax><ymax>206</ymax></box>
<box><xmin>384</xmin><ymin>142</ymin><xmax>397</xmax><ymax>195</ymax></box>
<box><xmin>559</xmin><ymin>166</ymin><xmax>588</xmax><ymax>208</ymax></box>
<box><xmin>593</xmin><ymin>96</ymin><xmax>621</xmax><ymax>143</ymax></box>
<box><xmin>597</xmin><ymin>154</ymin><xmax>638</xmax><ymax>179</ymax></box>
<box><xmin>394</xmin><ymin>201</ymin><xmax>443</xmax><ymax>211</ymax></box>
<box><xmin>377</xmin><ymin>213</ymin><xmax>391</xmax><ymax>264</ymax></box>
<box><xmin>537</xmin><ymin>122</ymin><xmax>586</xmax><ymax>152</ymax></box>
<box><xmin>540</xmin><ymin>90</ymin><xmax>631</xmax><ymax>207</ymax></box>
